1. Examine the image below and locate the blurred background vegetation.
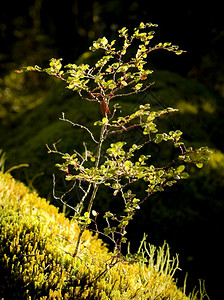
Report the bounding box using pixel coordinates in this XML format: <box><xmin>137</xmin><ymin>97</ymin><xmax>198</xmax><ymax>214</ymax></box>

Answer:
<box><xmin>0</xmin><ymin>1</ymin><xmax>223</xmax><ymax>299</ymax></box>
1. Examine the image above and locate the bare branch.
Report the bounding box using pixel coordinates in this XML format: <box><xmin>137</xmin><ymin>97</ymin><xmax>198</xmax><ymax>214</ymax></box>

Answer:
<box><xmin>110</xmin><ymin>82</ymin><xmax>155</xmax><ymax>100</ymax></box>
<box><xmin>60</xmin><ymin>112</ymin><xmax>99</xmax><ymax>144</ymax></box>
<box><xmin>108</xmin><ymin>123</ymin><xmax>140</xmax><ymax>135</ymax></box>
<box><xmin>53</xmin><ymin>174</ymin><xmax>77</xmax><ymax>213</ymax></box>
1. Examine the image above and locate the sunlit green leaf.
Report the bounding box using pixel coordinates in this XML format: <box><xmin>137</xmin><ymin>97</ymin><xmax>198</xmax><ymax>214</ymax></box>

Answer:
<box><xmin>196</xmin><ymin>162</ymin><xmax>203</xmax><ymax>168</ymax></box>
<box><xmin>180</xmin><ymin>172</ymin><xmax>189</xmax><ymax>179</ymax></box>
<box><xmin>176</xmin><ymin>165</ymin><xmax>185</xmax><ymax>173</ymax></box>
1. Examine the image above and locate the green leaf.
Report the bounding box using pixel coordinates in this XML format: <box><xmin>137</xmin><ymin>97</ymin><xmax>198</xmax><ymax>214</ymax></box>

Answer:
<box><xmin>180</xmin><ymin>172</ymin><xmax>189</xmax><ymax>179</ymax></box>
<box><xmin>121</xmin><ymin>237</ymin><xmax>127</xmax><ymax>243</ymax></box>
<box><xmin>65</xmin><ymin>175</ymin><xmax>75</xmax><ymax>181</ymax></box>
<box><xmin>94</xmin><ymin>120</ymin><xmax>103</xmax><ymax>126</ymax></box>
<box><xmin>104</xmin><ymin>227</ymin><xmax>111</xmax><ymax>235</ymax></box>
<box><xmin>176</xmin><ymin>165</ymin><xmax>185</xmax><ymax>173</ymax></box>
<box><xmin>155</xmin><ymin>134</ymin><xmax>163</xmax><ymax>144</ymax></box>
<box><xmin>104</xmin><ymin>211</ymin><xmax>114</xmax><ymax>218</ymax></box>
<box><xmin>102</xmin><ymin>117</ymin><xmax>109</xmax><ymax>124</ymax></box>
<box><xmin>133</xmin><ymin>83</ymin><xmax>143</xmax><ymax>91</ymax></box>
<box><xmin>196</xmin><ymin>162</ymin><xmax>203</xmax><ymax>168</ymax></box>
<box><xmin>175</xmin><ymin>50</ymin><xmax>184</xmax><ymax>55</ymax></box>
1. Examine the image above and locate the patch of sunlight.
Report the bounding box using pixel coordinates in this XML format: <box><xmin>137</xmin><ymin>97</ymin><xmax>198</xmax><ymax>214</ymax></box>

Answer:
<box><xmin>177</xmin><ymin>101</ymin><xmax>198</xmax><ymax>114</ymax></box>
<box><xmin>26</xmin><ymin>95</ymin><xmax>45</xmax><ymax>110</ymax></box>
<box><xmin>207</xmin><ymin>149</ymin><xmax>224</xmax><ymax>171</ymax></box>
<box><xmin>201</xmin><ymin>100</ymin><xmax>216</xmax><ymax>113</ymax></box>
<box><xmin>79</xmin><ymin>51</ymin><xmax>93</xmax><ymax>61</ymax></box>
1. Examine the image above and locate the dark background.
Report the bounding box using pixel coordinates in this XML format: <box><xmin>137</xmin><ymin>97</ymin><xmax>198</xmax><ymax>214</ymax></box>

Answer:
<box><xmin>1</xmin><ymin>1</ymin><xmax>224</xmax><ymax>299</ymax></box>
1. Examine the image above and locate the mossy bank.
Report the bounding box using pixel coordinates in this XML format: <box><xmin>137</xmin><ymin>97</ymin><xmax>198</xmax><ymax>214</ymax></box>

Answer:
<box><xmin>0</xmin><ymin>171</ymin><xmax>208</xmax><ymax>299</ymax></box>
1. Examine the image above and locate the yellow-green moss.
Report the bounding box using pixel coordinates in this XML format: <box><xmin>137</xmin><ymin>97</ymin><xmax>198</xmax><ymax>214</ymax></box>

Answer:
<box><xmin>0</xmin><ymin>172</ymin><xmax>207</xmax><ymax>299</ymax></box>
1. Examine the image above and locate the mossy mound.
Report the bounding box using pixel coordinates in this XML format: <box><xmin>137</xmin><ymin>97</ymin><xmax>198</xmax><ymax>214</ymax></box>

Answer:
<box><xmin>0</xmin><ymin>171</ymin><xmax>205</xmax><ymax>299</ymax></box>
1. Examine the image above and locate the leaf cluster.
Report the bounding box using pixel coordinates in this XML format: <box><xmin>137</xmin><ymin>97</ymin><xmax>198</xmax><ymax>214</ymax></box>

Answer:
<box><xmin>21</xmin><ymin>22</ymin><xmax>185</xmax><ymax>109</ymax></box>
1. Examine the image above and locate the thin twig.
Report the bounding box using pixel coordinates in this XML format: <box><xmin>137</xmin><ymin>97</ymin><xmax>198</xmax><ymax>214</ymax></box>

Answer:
<box><xmin>53</xmin><ymin>174</ymin><xmax>77</xmax><ymax>213</ymax></box>
<box><xmin>110</xmin><ymin>82</ymin><xmax>155</xmax><ymax>100</ymax></box>
<box><xmin>60</xmin><ymin>112</ymin><xmax>99</xmax><ymax>144</ymax></box>
<box><xmin>108</xmin><ymin>123</ymin><xmax>140</xmax><ymax>135</ymax></box>
<box><xmin>75</xmin><ymin>182</ymin><xmax>92</xmax><ymax>214</ymax></box>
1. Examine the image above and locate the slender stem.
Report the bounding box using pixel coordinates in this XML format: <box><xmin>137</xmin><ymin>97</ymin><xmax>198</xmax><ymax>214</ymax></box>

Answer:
<box><xmin>87</xmin><ymin>184</ymin><xmax>99</xmax><ymax>213</ymax></box>
<box><xmin>96</xmin><ymin>123</ymin><xmax>107</xmax><ymax>168</ymax></box>
<box><xmin>87</xmin><ymin>122</ymin><xmax>107</xmax><ymax>212</ymax></box>
<box><xmin>73</xmin><ymin>122</ymin><xmax>108</xmax><ymax>257</ymax></box>
<box><xmin>75</xmin><ymin>182</ymin><xmax>92</xmax><ymax>213</ymax></box>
